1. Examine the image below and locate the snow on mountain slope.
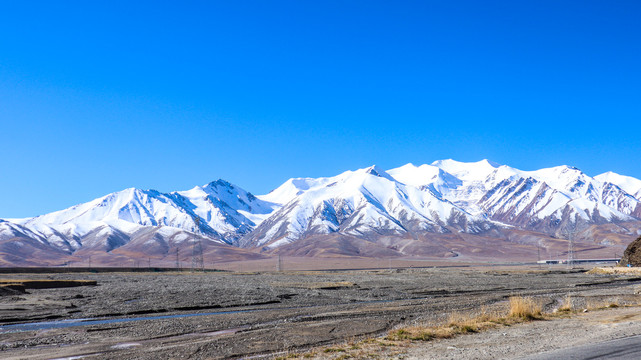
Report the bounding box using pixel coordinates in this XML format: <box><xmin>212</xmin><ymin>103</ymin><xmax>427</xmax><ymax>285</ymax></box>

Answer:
<box><xmin>478</xmin><ymin>176</ymin><xmax>637</xmax><ymax>228</ymax></box>
<box><xmin>175</xmin><ymin>179</ymin><xmax>279</xmax><ymax>241</ymax></box>
<box><xmin>0</xmin><ymin>219</ymin><xmax>47</xmax><ymax>243</ymax></box>
<box><xmin>390</xmin><ymin>161</ymin><xmax>641</xmax><ymax>233</ymax></box>
<box><xmin>258</xmin><ymin>177</ymin><xmax>338</xmax><ymax>205</ymax></box>
<box><xmin>252</xmin><ymin>161</ymin><xmax>641</xmax><ymax>248</ymax></box>
<box><xmin>387</xmin><ymin>163</ymin><xmax>462</xmax><ymax>198</ymax></box>
<box><xmin>391</xmin><ymin>160</ymin><xmax>517</xmax><ymax>214</ymax></box>
<box><xmin>241</xmin><ymin>165</ymin><xmax>492</xmax><ymax>249</ymax></box>
<box><xmin>490</xmin><ymin>166</ymin><xmax>641</xmax><ymax>222</ymax></box>
<box><xmin>431</xmin><ymin>159</ymin><xmax>502</xmax><ymax>182</ymax></box>
<box><xmin>526</xmin><ymin>166</ymin><xmax>594</xmax><ymax>198</ymax></box>
<box><xmin>9</xmin><ymin>180</ymin><xmax>279</xmax><ymax>254</ymax></box>
<box><xmin>13</xmin><ymin>188</ymin><xmax>204</xmax><ymax>242</ymax></box>
<box><xmin>2</xmin><ymin>160</ymin><xmax>641</xmax><ymax>261</ymax></box>
<box><xmin>596</xmin><ymin>171</ymin><xmax>641</xmax><ymax>199</ymax></box>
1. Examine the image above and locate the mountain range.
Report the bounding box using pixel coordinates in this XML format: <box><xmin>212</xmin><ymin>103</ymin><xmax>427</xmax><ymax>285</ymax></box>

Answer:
<box><xmin>2</xmin><ymin>160</ymin><xmax>641</xmax><ymax>266</ymax></box>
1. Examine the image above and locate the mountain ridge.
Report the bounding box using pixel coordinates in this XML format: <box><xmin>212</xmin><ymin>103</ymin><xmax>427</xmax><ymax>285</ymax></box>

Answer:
<box><xmin>2</xmin><ymin>160</ymin><xmax>641</xmax><ymax>266</ymax></box>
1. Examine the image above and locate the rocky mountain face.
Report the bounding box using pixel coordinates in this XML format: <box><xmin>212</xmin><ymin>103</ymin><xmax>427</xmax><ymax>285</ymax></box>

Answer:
<box><xmin>2</xmin><ymin>160</ymin><xmax>641</xmax><ymax>266</ymax></box>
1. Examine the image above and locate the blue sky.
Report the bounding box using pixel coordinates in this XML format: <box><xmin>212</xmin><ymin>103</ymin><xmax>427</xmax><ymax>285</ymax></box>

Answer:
<box><xmin>1</xmin><ymin>1</ymin><xmax>640</xmax><ymax>218</ymax></box>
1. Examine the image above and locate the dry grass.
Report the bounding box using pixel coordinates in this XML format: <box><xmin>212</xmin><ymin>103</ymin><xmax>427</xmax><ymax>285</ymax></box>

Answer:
<box><xmin>388</xmin><ymin>297</ymin><xmax>542</xmax><ymax>343</ymax></box>
<box><xmin>281</xmin><ymin>298</ymin><xmax>544</xmax><ymax>359</ymax></box>
<box><xmin>274</xmin><ymin>337</ymin><xmax>402</xmax><ymax>360</ymax></box>
<box><xmin>559</xmin><ymin>295</ymin><xmax>630</xmax><ymax>314</ymax></box>
<box><xmin>276</xmin><ymin>298</ymin><xmax>546</xmax><ymax>359</ymax></box>
<box><xmin>580</xmin><ymin>297</ymin><xmax>627</xmax><ymax>312</ymax></box>
<box><xmin>508</xmin><ymin>296</ymin><xmax>543</xmax><ymax>320</ymax></box>
<box><xmin>273</xmin><ymin>295</ymin><xmax>634</xmax><ymax>359</ymax></box>
<box><xmin>587</xmin><ymin>267</ymin><xmax>641</xmax><ymax>275</ymax></box>
<box><xmin>557</xmin><ymin>294</ymin><xmax>574</xmax><ymax>313</ymax></box>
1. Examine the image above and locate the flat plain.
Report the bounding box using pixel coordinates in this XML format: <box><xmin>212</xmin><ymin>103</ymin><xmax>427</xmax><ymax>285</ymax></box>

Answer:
<box><xmin>1</xmin><ymin>265</ymin><xmax>640</xmax><ymax>359</ymax></box>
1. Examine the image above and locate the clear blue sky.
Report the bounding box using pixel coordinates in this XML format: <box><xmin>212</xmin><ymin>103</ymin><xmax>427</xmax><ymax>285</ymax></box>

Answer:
<box><xmin>1</xmin><ymin>1</ymin><xmax>640</xmax><ymax>218</ymax></box>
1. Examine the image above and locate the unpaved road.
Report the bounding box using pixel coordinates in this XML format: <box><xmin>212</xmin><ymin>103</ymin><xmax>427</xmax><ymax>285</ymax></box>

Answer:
<box><xmin>526</xmin><ymin>334</ymin><xmax>641</xmax><ymax>360</ymax></box>
<box><xmin>1</xmin><ymin>267</ymin><xmax>640</xmax><ymax>359</ymax></box>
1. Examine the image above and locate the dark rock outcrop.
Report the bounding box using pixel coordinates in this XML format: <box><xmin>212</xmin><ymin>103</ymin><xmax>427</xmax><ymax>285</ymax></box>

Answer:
<box><xmin>619</xmin><ymin>236</ymin><xmax>641</xmax><ymax>266</ymax></box>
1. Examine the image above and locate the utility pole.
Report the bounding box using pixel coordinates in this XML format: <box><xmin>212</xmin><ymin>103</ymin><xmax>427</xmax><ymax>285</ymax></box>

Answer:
<box><xmin>276</xmin><ymin>255</ymin><xmax>283</xmax><ymax>272</ymax></box>
<box><xmin>88</xmin><ymin>255</ymin><xmax>92</xmax><ymax>269</ymax></box>
<box><xmin>176</xmin><ymin>248</ymin><xmax>180</xmax><ymax>270</ymax></box>
<box><xmin>566</xmin><ymin>221</ymin><xmax>577</xmax><ymax>270</ymax></box>
<box><xmin>191</xmin><ymin>216</ymin><xmax>204</xmax><ymax>272</ymax></box>
<box><xmin>537</xmin><ymin>247</ymin><xmax>541</xmax><ymax>270</ymax></box>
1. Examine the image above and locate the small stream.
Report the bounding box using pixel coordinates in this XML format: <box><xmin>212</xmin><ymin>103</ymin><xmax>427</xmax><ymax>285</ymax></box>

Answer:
<box><xmin>0</xmin><ymin>308</ymin><xmax>259</xmax><ymax>334</ymax></box>
<box><xmin>2</xmin><ymin>288</ymin><xmax>561</xmax><ymax>335</ymax></box>
<box><xmin>0</xmin><ymin>296</ymin><xmax>404</xmax><ymax>334</ymax></box>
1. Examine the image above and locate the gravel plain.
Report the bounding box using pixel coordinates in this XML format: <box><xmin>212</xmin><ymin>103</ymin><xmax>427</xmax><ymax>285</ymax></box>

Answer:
<box><xmin>399</xmin><ymin>304</ymin><xmax>641</xmax><ymax>359</ymax></box>
<box><xmin>0</xmin><ymin>266</ymin><xmax>640</xmax><ymax>359</ymax></box>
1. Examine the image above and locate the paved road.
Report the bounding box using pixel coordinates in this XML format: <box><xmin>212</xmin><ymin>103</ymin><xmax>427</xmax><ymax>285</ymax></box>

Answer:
<box><xmin>523</xmin><ymin>335</ymin><xmax>641</xmax><ymax>360</ymax></box>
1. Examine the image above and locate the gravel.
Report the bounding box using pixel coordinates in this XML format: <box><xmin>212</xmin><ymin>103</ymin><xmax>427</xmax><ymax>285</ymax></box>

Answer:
<box><xmin>0</xmin><ymin>267</ymin><xmax>639</xmax><ymax>359</ymax></box>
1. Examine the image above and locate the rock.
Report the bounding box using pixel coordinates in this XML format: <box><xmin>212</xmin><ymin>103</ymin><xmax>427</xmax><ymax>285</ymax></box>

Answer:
<box><xmin>619</xmin><ymin>236</ymin><xmax>641</xmax><ymax>267</ymax></box>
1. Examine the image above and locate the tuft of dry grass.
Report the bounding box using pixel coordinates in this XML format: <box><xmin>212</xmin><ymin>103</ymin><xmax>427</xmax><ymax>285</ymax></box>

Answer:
<box><xmin>558</xmin><ymin>294</ymin><xmax>573</xmax><ymax>313</ymax></box>
<box><xmin>387</xmin><ymin>304</ymin><xmax>525</xmax><ymax>343</ymax></box>
<box><xmin>277</xmin><ymin>295</ymin><xmax>638</xmax><ymax>359</ymax></box>
<box><xmin>508</xmin><ymin>296</ymin><xmax>543</xmax><ymax>320</ymax></box>
<box><xmin>585</xmin><ymin>298</ymin><xmax>622</xmax><ymax>311</ymax></box>
<box><xmin>587</xmin><ymin>267</ymin><xmax>641</xmax><ymax>275</ymax></box>
<box><xmin>559</xmin><ymin>295</ymin><xmax>623</xmax><ymax>314</ymax></box>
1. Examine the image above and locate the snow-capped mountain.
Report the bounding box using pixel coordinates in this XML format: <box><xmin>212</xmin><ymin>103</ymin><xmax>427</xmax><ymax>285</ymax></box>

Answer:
<box><xmin>389</xmin><ymin>160</ymin><xmax>641</xmax><ymax>233</ymax></box>
<box><xmin>2</xmin><ymin>180</ymin><xmax>278</xmax><ymax>257</ymax></box>
<box><xmin>241</xmin><ymin>165</ymin><xmax>492</xmax><ymax>249</ymax></box>
<box><xmin>175</xmin><ymin>179</ymin><xmax>279</xmax><ymax>241</ymax></box>
<box><xmin>0</xmin><ymin>219</ymin><xmax>47</xmax><ymax>245</ymax></box>
<box><xmin>596</xmin><ymin>172</ymin><xmax>641</xmax><ymax>200</ymax></box>
<box><xmin>2</xmin><ymin>160</ymin><xmax>641</xmax><ymax>266</ymax></box>
<box><xmin>477</xmin><ymin>165</ymin><xmax>641</xmax><ymax>230</ymax></box>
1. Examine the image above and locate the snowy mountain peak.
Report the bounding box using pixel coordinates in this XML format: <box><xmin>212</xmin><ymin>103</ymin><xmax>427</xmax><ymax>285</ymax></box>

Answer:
<box><xmin>205</xmin><ymin>179</ymin><xmax>233</xmax><ymax>189</ymax></box>
<box><xmin>3</xmin><ymin>159</ymin><xmax>641</xmax><ymax>263</ymax></box>
<box><xmin>388</xmin><ymin>163</ymin><xmax>441</xmax><ymax>184</ymax></box>
<box><xmin>176</xmin><ymin>180</ymin><xmax>278</xmax><ymax>240</ymax></box>
<box><xmin>387</xmin><ymin>163</ymin><xmax>462</xmax><ymax>197</ymax></box>
<box><xmin>241</xmin><ymin>162</ymin><xmax>488</xmax><ymax>250</ymax></box>
<box><xmin>258</xmin><ymin>177</ymin><xmax>332</xmax><ymax>205</ymax></box>
<box><xmin>595</xmin><ymin>171</ymin><xmax>641</xmax><ymax>199</ymax></box>
<box><xmin>199</xmin><ymin>179</ymin><xmax>259</xmax><ymax>205</ymax></box>
<box><xmin>431</xmin><ymin>159</ymin><xmax>500</xmax><ymax>167</ymax></box>
<box><xmin>431</xmin><ymin>159</ymin><xmax>501</xmax><ymax>182</ymax></box>
<box><xmin>598</xmin><ymin>171</ymin><xmax>617</xmax><ymax>177</ymax></box>
<box><xmin>362</xmin><ymin>165</ymin><xmax>396</xmax><ymax>181</ymax></box>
